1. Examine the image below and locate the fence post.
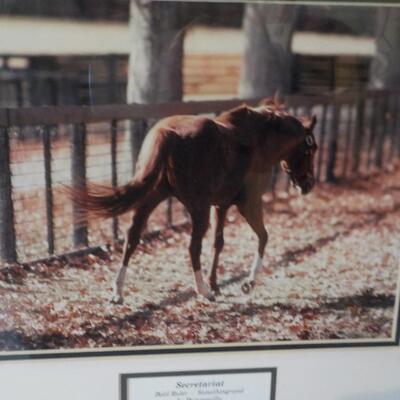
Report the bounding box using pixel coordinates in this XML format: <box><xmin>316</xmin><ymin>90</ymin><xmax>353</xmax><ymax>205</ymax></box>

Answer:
<box><xmin>375</xmin><ymin>95</ymin><xmax>388</xmax><ymax>169</ymax></box>
<box><xmin>396</xmin><ymin>93</ymin><xmax>400</xmax><ymax>160</ymax></box>
<box><xmin>366</xmin><ymin>95</ymin><xmax>378</xmax><ymax>172</ymax></box>
<box><xmin>342</xmin><ymin>103</ymin><xmax>354</xmax><ymax>177</ymax></box>
<box><xmin>387</xmin><ymin>93</ymin><xmax>398</xmax><ymax>163</ymax></box>
<box><xmin>130</xmin><ymin>119</ymin><xmax>147</xmax><ymax>175</ymax></box>
<box><xmin>351</xmin><ymin>97</ymin><xmax>365</xmax><ymax>175</ymax></box>
<box><xmin>326</xmin><ymin>102</ymin><xmax>341</xmax><ymax>182</ymax></box>
<box><xmin>71</xmin><ymin>123</ymin><xmax>88</xmax><ymax>247</ymax></box>
<box><xmin>0</xmin><ymin>125</ymin><xmax>17</xmax><ymax>263</ymax></box>
<box><xmin>110</xmin><ymin>119</ymin><xmax>119</xmax><ymax>241</ymax></box>
<box><xmin>316</xmin><ymin>103</ymin><xmax>328</xmax><ymax>182</ymax></box>
<box><xmin>42</xmin><ymin>125</ymin><xmax>55</xmax><ymax>255</ymax></box>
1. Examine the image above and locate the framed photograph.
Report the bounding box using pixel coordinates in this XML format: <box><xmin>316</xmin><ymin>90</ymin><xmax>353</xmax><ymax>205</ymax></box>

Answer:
<box><xmin>120</xmin><ymin>368</ymin><xmax>277</xmax><ymax>400</ymax></box>
<box><xmin>0</xmin><ymin>1</ymin><xmax>399</xmax><ymax>360</ymax></box>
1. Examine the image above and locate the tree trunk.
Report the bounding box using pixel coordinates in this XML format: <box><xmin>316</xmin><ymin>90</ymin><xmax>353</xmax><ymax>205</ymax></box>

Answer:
<box><xmin>369</xmin><ymin>8</ymin><xmax>400</xmax><ymax>88</ymax></box>
<box><xmin>369</xmin><ymin>8</ymin><xmax>400</xmax><ymax>166</ymax></box>
<box><xmin>126</xmin><ymin>0</ymin><xmax>184</xmax><ymax>173</ymax></box>
<box><xmin>239</xmin><ymin>4</ymin><xmax>298</xmax><ymax>98</ymax></box>
<box><xmin>127</xmin><ymin>0</ymin><xmax>184</xmax><ymax>103</ymax></box>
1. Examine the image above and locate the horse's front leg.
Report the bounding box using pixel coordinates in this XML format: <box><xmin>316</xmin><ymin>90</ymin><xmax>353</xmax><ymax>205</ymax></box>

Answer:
<box><xmin>237</xmin><ymin>200</ymin><xmax>268</xmax><ymax>293</ymax></box>
<box><xmin>209</xmin><ymin>206</ymin><xmax>228</xmax><ymax>295</ymax></box>
<box><xmin>189</xmin><ymin>207</ymin><xmax>215</xmax><ymax>300</ymax></box>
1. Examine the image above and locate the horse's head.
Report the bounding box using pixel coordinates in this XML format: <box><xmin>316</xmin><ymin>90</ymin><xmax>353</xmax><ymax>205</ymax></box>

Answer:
<box><xmin>281</xmin><ymin>115</ymin><xmax>318</xmax><ymax>195</ymax></box>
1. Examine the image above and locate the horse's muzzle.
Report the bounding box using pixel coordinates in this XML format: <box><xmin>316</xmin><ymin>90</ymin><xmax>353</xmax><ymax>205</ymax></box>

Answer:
<box><xmin>299</xmin><ymin>174</ymin><xmax>315</xmax><ymax>195</ymax></box>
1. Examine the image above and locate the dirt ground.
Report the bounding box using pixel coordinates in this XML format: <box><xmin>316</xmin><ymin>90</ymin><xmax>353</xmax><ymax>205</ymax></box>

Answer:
<box><xmin>0</xmin><ymin>168</ymin><xmax>399</xmax><ymax>352</ymax></box>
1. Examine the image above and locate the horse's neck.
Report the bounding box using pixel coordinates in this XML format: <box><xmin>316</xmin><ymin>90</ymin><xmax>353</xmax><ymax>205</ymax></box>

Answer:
<box><xmin>216</xmin><ymin>112</ymin><xmax>295</xmax><ymax>168</ymax></box>
<box><xmin>249</xmin><ymin>127</ymin><xmax>302</xmax><ymax>176</ymax></box>
<box><xmin>249</xmin><ymin>131</ymin><xmax>281</xmax><ymax>169</ymax></box>
<box><xmin>244</xmin><ymin>169</ymin><xmax>273</xmax><ymax>198</ymax></box>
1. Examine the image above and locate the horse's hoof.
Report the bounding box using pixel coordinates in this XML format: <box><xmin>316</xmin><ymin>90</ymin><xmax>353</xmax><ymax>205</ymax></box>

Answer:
<box><xmin>207</xmin><ymin>293</ymin><xmax>216</xmax><ymax>302</ymax></box>
<box><xmin>241</xmin><ymin>280</ymin><xmax>255</xmax><ymax>294</ymax></box>
<box><xmin>210</xmin><ymin>285</ymin><xmax>221</xmax><ymax>296</ymax></box>
<box><xmin>203</xmin><ymin>291</ymin><xmax>216</xmax><ymax>302</ymax></box>
<box><xmin>205</xmin><ymin>294</ymin><xmax>216</xmax><ymax>302</ymax></box>
<box><xmin>197</xmin><ymin>290</ymin><xmax>216</xmax><ymax>302</ymax></box>
<box><xmin>110</xmin><ymin>294</ymin><xmax>124</xmax><ymax>305</ymax></box>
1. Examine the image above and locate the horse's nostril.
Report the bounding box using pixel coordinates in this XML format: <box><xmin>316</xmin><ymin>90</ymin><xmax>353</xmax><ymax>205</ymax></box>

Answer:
<box><xmin>300</xmin><ymin>176</ymin><xmax>315</xmax><ymax>195</ymax></box>
<box><xmin>306</xmin><ymin>174</ymin><xmax>315</xmax><ymax>186</ymax></box>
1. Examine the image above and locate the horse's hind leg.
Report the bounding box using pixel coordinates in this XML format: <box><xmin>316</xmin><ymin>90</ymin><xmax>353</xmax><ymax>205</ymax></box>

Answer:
<box><xmin>111</xmin><ymin>190</ymin><xmax>167</xmax><ymax>304</ymax></box>
<box><xmin>188</xmin><ymin>207</ymin><xmax>214</xmax><ymax>300</ymax></box>
<box><xmin>209</xmin><ymin>206</ymin><xmax>228</xmax><ymax>295</ymax></box>
<box><xmin>237</xmin><ymin>199</ymin><xmax>268</xmax><ymax>293</ymax></box>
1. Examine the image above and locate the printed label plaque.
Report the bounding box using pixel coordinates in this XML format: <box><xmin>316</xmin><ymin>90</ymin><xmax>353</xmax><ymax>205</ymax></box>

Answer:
<box><xmin>120</xmin><ymin>368</ymin><xmax>277</xmax><ymax>400</ymax></box>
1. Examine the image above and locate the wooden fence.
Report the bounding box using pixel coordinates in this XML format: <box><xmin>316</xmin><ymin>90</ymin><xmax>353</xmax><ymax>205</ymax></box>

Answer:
<box><xmin>0</xmin><ymin>89</ymin><xmax>399</xmax><ymax>265</ymax></box>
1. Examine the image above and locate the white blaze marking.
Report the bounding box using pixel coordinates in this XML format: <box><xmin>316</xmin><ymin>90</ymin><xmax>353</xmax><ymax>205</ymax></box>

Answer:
<box><xmin>249</xmin><ymin>252</ymin><xmax>263</xmax><ymax>282</ymax></box>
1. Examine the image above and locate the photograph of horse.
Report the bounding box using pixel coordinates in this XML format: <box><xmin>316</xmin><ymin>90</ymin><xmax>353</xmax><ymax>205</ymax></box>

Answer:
<box><xmin>0</xmin><ymin>1</ymin><xmax>399</xmax><ymax>357</ymax></box>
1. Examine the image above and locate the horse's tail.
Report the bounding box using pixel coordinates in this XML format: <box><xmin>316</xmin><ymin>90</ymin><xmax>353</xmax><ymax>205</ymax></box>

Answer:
<box><xmin>66</xmin><ymin>130</ymin><xmax>167</xmax><ymax>219</ymax></box>
<box><xmin>65</xmin><ymin>179</ymin><xmax>153</xmax><ymax>219</ymax></box>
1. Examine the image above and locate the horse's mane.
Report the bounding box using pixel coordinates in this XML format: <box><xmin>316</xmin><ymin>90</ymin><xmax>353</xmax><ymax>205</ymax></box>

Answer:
<box><xmin>217</xmin><ymin>96</ymin><xmax>316</xmax><ymax>144</ymax></box>
<box><xmin>258</xmin><ymin>97</ymin><xmax>316</xmax><ymax>130</ymax></box>
<box><xmin>218</xmin><ymin>96</ymin><xmax>290</xmax><ymax>127</ymax></box>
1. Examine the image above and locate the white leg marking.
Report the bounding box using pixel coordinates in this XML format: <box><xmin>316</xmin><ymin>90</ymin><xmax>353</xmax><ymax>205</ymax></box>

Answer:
<box><xmin>249</xmin><ymin>252</ymin><xmax>263</xmax><ymax>282</ymax></box>
<box><xmin>112</xmin><ymin>264</ymin><xmax>128</xmax><ymax>303</ymax></box>
<box><xmin>194</xmin><ymin>270</ymin><xmax>214</xmax><ymax>299</ymax></box>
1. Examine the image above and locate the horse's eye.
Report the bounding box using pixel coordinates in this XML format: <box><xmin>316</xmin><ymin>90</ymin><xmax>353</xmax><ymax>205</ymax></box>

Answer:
<box><xmin>305</xmin><ymin>135</ymin><xmax>314</xmax><ymax>146</ymax></box>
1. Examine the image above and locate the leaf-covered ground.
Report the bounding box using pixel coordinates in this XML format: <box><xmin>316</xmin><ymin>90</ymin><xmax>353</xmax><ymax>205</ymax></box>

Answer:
<box><xmin>1</xmin><ymin>168</ymin><xmax>400</xmax><ymax>352</ymax></box>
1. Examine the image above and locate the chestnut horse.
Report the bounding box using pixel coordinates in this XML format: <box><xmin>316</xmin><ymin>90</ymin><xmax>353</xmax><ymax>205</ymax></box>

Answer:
<box><xmin>70</xmin><ymin>102</ymin><xmax>317</xmax><ymax>304</ymax></box>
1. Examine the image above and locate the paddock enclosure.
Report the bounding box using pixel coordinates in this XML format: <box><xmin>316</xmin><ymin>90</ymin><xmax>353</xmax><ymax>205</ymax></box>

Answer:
<box><xmin>1</xmin><ymin>90</ymin><xmax>400</xmax><ymax>350</ymax></box>
<box><xmin>1</xmin><ymin>89</ymin><xmax>399</xmax><ymax>264</ymax></box>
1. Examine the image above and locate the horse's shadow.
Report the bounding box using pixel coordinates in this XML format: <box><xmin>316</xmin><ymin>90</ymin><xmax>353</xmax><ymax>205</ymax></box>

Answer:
<box><xmin>2</xmin><ymin>283</ymin><xmax>393</xmax><ymax>350</ymax></box>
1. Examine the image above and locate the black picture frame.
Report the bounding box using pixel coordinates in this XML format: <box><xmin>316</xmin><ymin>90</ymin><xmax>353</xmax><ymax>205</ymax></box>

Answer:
<box><xmin>1</xmin><ymin>0</ymin><xmax>400</xmax><ymax>362</ymax></box>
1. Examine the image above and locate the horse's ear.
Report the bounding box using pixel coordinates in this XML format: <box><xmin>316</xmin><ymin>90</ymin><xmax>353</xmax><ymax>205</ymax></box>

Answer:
<box><xmin>304</xmin><ymin>115</ymin><xmax>317</xmax><ymax>130</ymax></box>
<box><xmin>258</xmin><ymin>95</ymin><xmax>287</xmax><ymax>111</ymax></box>
<box><xmin>273</xmin><ymin>91</ymin><xmax>282</xmax><ymax>106</ymax></box>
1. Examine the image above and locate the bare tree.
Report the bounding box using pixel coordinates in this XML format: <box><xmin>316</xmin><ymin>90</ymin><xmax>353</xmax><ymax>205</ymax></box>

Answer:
<box><xmin>126</xmin><ymin>0</ymin><xmax>184</xmax><ymax>171</ymax></box>
<box><xmin>368</xmin><ymin>7</ymin><xmax>400</xmax><ymax>161</ymax></box>
<box><xmin>369</xmin><ymin>7</ymin><xmax>400</xmax><ymax>88</ymax></box>
<box><xmin>239</xmin><ymin>4</ymin><xmax>299</xmax><ymax>98</ymax></box>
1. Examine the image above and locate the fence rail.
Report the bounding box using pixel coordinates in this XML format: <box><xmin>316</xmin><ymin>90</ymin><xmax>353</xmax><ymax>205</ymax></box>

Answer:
<box><xmin>0</xmin><ymin>89</ymin><xmax>399</xmax><ymax>264</ymax></box>
<box><xmin>1</xmin><ymin>89</ymin><xmax>396</xmax><ymax>127</ymax></box>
